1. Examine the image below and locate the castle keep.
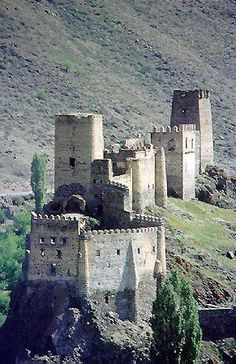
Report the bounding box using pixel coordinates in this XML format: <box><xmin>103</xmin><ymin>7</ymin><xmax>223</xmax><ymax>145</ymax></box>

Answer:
<box><xmin>25</xmin><ymin>89</ymin><xmax>214</xmax><ymax>322</ymax></box>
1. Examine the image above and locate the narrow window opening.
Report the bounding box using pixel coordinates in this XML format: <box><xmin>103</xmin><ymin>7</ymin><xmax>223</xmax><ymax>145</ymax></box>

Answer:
<box><xmin>67</xmin><ymin>269</ymin><xmax>71</xmax><ymax>276</ymax></box>
<box><xmin>100</xmin><ymin>179</ymin><xmax>103</xmax><ymax>183</ymax></box>
<box><xmin>50</xmin><ymin>263</ymin><xmax>56</xmax><ymax>274</ymax></box>
<box><xmin>93</xmin><ymin>178</ymin><xmax>96</xmax><ymax>183</ymax></box>
<box><xmin>69</xmin><ymin>157</ymin><xmax>76</xmax><ymax>168</ymax></box>
<box><xmin>117</xmin><ymin>249</ymin><xmax>120</xmax><ymax>255</ymax></box>
<box><xmin>39</xmin><ymin>237</ymin><xmax>45</xmax><ymax>244</ymax></box>
<box><xmin>61</xmin><ymin>237</ymin><xmax>67</xmax><ymax>245</ymax></box>
<box><xmin>185</xmin><ymin>138</ymin><xmax>188</xmax><ymax>149</ymax></box>
<box><xmin>191</xmin><ymin>138</ymin><xmax>194</xmax><ymax>148</ymax></box>
<box><xmin>50</xmin><ymin>237</ymin><xmax>56</xmax><ymax>245</ymax></box>
<box><xmin>56</xmin><ymin>249</ymin><xmax>62</xmax><ymax>259</ymax></box>
<box><xmin>138</xmin><ymin>248</ymin><xmax>141</xmax><ymax>254</ymax></box>
<box><xmin>152</xmin><ymin>184</ymin><xmax>154</xmax><ymax>189</ymax></box>
<box><xmin>152</xmin><ymin>246</ymin><xmax>156</xmax><ymax>252</ymax></box>
<box><xmin>105</xmin><ymin>295</ymin><xmax>109</xmax><ymax>304</ymax></box>
<box><xmin>96</xmin><ymin>249</ymin><xmax>101</xmax><ymax>257</ymax></box>
<box><xmin>40</xmin><ymin>248</ymin><xmax>45</xmax><ymax>257</ymax></box>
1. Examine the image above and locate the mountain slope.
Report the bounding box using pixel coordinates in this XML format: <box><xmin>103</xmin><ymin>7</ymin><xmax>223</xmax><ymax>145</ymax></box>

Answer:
<box><xmin>0</xmin><ymin>0</ymin><xmax>235</xmax><ymax>193</ymax></box>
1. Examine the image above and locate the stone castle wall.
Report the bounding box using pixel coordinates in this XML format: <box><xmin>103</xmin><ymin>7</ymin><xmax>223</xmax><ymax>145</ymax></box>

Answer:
<box><xmin>27</xmin><ymin>213</ymin><xmax>81</xmax><ymax>282</ymax></box>
<box><xmin>27</xmin><ymin>215</ymin><xmax>165</xmax><ymax>306</ymax></box>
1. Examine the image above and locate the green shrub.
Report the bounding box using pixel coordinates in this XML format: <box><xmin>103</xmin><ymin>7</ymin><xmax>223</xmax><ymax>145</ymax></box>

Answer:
<box><xmin>151</xmin><ymin>270</ymin><xmax>201</xmax><ymax>364</ymax></box>
<box><xmin>62</xmin><ymin>60</ymin><xmax>75</xmax><ymax>71</ymax></box>
<box><xmin>36</xmin><ymin>89</ymin><xmax>47</xmax><ymax>100</ymax></box>
<box><xmin>12</xmin><ymin>196</ymin><xmax>24</xmax><ymax>206</ymax></box>
<box><xmin>0</xmin><ymin>209</ymin><xmax>6</xmax><ymax>224</ymax></box>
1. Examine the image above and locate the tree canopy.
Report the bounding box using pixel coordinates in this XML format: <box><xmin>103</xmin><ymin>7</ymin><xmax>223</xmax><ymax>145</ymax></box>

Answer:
<box><xmin>150</xmin><ymin>270</ymin><xmax>202</xmax><ymax>364</ymax></box>
<box><xmin>31</xmin><ymin>153</ymin><xmax>47</xmax><ymax>213</ymax></box>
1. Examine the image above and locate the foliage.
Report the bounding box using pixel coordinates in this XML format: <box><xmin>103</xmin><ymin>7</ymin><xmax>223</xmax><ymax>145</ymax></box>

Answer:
<box><xmin>13</xmin><ymin>211</ymin><xmax>31</xmax><ymax>236</ymax></box>
<box><xmin>84</xmin><ymin>217</ymin><xmax>100</xmax><ymax>230</ymax></box>
<box><xmin>150</xmin><ymin>270</ymin><xmax>201</xmax><ymax>364</ymax></box>
<box><xmin>0</xmin><ymin>209</ymin><xmax>6</xmax><ymax>224</ymax></box>
<box><xmin>0</xmin><ymin>211</ymin><xmax>30</xmax><ymax>326</ymax></box>
<box><xmin>31</xmin><ymin>153</ymin><xmax>47</xmax><ymax>214</ymax></box>
<box><xmin>12</xmin><ymin>196</ymin><xmax>25</xmax><ymax>206</ymax></box>
<box><xmin>62</xmin><ymin>59</ymin><xmax>75</xmax><ymax>71</ymax></box>
<box><xmin>36</xmin><ymin>89</ymin><xmax>47</xmax><ymax>100</ymax></box>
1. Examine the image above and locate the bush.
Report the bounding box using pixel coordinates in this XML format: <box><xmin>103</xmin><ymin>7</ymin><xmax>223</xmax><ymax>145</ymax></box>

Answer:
<box><xmin>12</xmin><ymin>196</ymin><xmax>24</xmax><ymax>206</ymax></box>
<box><xmin>36</xmin><ymin>89</ymin><xmax>47</xmax><ymax>101</ymax></box>
<box><xmin>0</xmin><ymin>209</ymin><xmax>6</xmax><ymax>224</ymax></box>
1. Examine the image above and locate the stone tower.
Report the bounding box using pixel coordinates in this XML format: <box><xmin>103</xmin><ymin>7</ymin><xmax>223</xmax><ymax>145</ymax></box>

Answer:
<box><xmin>151</xmin><ymin>125</ymin><xmax>196</xmax><ymax>200</ymax></box>
<box><xmin>155</xmin><ymin>147</ymin><xmax>167</xmax><ymax>208</ymax></box>
<box><xmin>54</xmin><ymin>113</ymin><xmax>104</xmax><ymax>194</ymax></box>
<box><xmin>170</xmin><ymin>90</ymin><xmax>213</xmax><ymax>172</ymax></box>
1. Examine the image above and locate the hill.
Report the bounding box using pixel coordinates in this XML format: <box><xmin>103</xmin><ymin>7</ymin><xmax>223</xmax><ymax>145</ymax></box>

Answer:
<box><xmin>0</xmin><ymin>196</ymin><xmax>235</xmax><ymax>362</ymax></box>
<box><xmin>148</xmin><ymin>198</ymin><xmax>236</xmax><ymax>305</ymax></box>
<box><xmin>0</xmin><ymin>0</ymin><xmax>235</xmax><ymax>194</ymax></box>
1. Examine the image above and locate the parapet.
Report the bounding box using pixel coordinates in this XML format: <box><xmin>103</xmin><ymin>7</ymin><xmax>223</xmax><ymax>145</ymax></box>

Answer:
<box><xmin>55</xmin><ymin>112</ymin><xmax>102</xmax><ymax>120</ymax></box>
<box><xmin>199</xmin><ymin>89</ymin><xmax>210</xmax><ymax>99</ymax></box>
<box><xmin>31</xmin><ymin>212</ymin><xmax>80</xmax><ymax>222</ymax></box>
<box><xmin>83</xmin><ymin>226</ymin><xmax>159</xmax><ymax>238</ymax></box>
<box><xmin>132</xmin><ymin>213</ymin><xmax>163</xmax><ymax>225</ymax></box>
<box><xmin>153</xmin><ymin>124</ymin><xmax>196</xmax><ymax>133</ymax></box>
<box><xmin>105</xmin><ymin>181</ymin><xmax>129</xmax><ymax>191</ymax></box>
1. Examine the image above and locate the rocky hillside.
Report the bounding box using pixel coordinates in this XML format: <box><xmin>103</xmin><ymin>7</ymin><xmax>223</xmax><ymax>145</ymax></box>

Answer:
<box><xmin>0</xmin><ymin>0</ymin><xmax>235</xmax><ymax>194</ymax></box>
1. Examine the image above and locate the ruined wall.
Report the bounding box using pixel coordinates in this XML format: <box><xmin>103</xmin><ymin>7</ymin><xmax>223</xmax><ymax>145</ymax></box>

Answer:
<box><xmin>151</xmin><ymin>125</ymin><xmax>195</xmax><ymax>200</ymax></box>
<box><xmin>101</xmin><ymin>182</ymin><xmax>132</xmax><ymax>228</ymax></box>
<box><xmin>54</xmin><ymin>113</ymin><xmax>104</xmax><ymax>193</ymax></box>
<box><xmin>198</xmin><ymin>91</ymin><xmax>214</xmax><ymax>171</ymax></box>
<box><xmin>27</xmin><ymin>214</ymin><xmax>81</xmax><ymax>282</ymax></box>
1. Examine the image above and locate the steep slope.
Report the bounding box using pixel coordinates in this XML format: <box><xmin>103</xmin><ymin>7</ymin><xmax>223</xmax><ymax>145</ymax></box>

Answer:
<box><xmin>148</xmin><ymin>198</ymin><xmax>236</xmax><ymax>304</ymax></box>
<box><xmin>0</xmin><ymin>0</ymin><xmax>235</xmax><ymax>193</ymax></box>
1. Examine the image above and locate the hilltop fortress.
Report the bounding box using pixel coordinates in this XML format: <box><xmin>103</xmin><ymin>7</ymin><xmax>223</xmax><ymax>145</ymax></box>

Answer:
<box><xmin>25</xmin><ymin>89</ymin><xmax>214</xmax><ymax>322</ymax></box>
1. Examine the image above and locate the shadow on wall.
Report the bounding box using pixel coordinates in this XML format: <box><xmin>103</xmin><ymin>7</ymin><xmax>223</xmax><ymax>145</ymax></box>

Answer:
<box><xmin>115</xmin><ymin>241</ymin><xmax>137</xmax><ymax>322</ymax></box>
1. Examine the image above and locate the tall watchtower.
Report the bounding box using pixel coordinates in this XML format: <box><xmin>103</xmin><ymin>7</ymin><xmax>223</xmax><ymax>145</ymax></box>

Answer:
<box><xmin>54</xmin><ymin>113</ymin><xmax>104</xmax><ymax>194</ymax></box>
<box><xmin>170</xmin><ymin>90</ymin><xmax>213</xmax><ymax>172</ymax></box>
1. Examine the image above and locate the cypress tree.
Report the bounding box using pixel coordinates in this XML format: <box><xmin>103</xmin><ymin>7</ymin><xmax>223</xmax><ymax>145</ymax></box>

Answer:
<box><xmin>150</xmin><ymin>270</ymin><xmax>201</xmax><ymax>364</ymax></box>
<box><xmin>30</xmin><ymin>153</ymin><xmax>47</xmax><ymax>214</ymax></box>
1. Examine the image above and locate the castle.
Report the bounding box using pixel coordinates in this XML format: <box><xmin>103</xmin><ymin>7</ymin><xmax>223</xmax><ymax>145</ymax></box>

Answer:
<box><xmin>24</xmin><ymin>90</ymin><xmax>214</xmax><ymax>322</ymax></box>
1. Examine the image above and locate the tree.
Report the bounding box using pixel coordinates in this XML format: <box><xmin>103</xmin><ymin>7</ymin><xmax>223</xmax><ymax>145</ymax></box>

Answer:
<box><xmin>150</xmin><ymin>270</ymin><xmax>202</xmax><ymax>364</ymax></box>
<box><xmin>30</xmin><ymin>153</ymin><xmax>47</xmax><ymax>214</ymax></box>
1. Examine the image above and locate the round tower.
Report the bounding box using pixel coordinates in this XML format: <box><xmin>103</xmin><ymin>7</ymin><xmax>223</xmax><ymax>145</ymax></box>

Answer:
<box><xmin>54</xmin><ymin>113</ymin><xmax>104</xmax><ymax>194</ymax></box>
<box><xmin>155</xmin><ymin>147</ymin><xmax>167</xmax><ymax>208</ymax></box>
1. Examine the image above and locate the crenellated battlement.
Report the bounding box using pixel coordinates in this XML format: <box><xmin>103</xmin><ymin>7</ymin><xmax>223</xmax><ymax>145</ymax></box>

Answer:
<box><xmin>199</xmin><ymin>89</ymin><xmax>210</xmax><ymax>99</ymax></box>
<box><xmin>153</xmin><ymin>124</ymin><xmax>196</xmax><ymax>133</ymax></box>
<box><xmin>132</xmin><ymin>213</ymin><xmax>163</xmax><ymax>225</ymax></box>
<box><xmin>106</xmin><ymin>180</ymin><xmax>129</xmax><ymax>190</ymax></box>
<box><xmin>31</xmin><ymin>212</ymin><xmax>80</xmax><ymax>222</ymax></box>
<box><xmin>83</xmin><ymin>226</ymin><xmax>159</xmax><ymax>238</ymax></box>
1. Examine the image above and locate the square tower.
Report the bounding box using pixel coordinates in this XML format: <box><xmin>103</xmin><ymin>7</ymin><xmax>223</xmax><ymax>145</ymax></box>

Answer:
<box><xmin>54</xmin><ymin>113</ymin><xmax>104</xmax><ymax>193</ymax></box>
<box><xmin>170</xmin><ymin>90</ymin><xmax>213</xmax><ymax>172</ymax></box>
<box><xmin>151</xmin><ymin>125</ymin><xmax>196</xmax><ymax>200</ymax></box>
